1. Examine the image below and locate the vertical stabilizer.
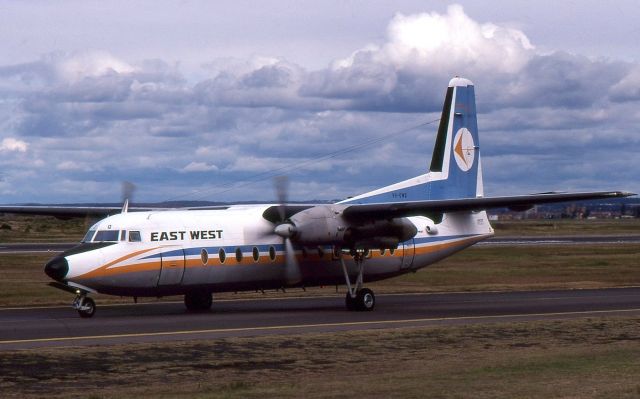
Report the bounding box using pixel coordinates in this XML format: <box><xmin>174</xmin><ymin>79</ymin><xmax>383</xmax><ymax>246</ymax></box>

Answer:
<box><xmin>427</xmin><ymin>77</ymin><xmax>482</xmax><ymax>199</ymax></box>
<box><xmin>340</xmin><ymin>77</ymin><xmax>483</xmax><ymax>205</ymax></box>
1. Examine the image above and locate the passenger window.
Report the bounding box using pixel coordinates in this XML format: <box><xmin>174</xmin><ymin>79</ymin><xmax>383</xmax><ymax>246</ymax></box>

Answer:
<box><xmin>235</xmin><ymin>248</ymin><xmax>243</xmax><ymax>262</ymax></box>
<box><xmin>219</xmin><ymin>248</ymin><xmax>226</xmax><ymax>264</ymax></box>
<box><xmin>252</xmin><ymin>247</ymin><xmax>260</xmax><ymax>262</ymax></box>
<box><xmin>129</xmin><ymin>231</ymin><xmax>142</xmax><ymax>242</ymax></box>
<box><xmin>268</xmin><ymin>246</ymin><xmax>276</xmax><ymax>261</ymax></box>
<box><xmin>201</xmin><ymin>248</ymin><xmax>209</xmax><ymax>265</ymax></box>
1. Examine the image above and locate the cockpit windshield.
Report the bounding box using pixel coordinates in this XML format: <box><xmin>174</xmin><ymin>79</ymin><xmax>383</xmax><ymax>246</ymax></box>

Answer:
<box><xmin>81</xmin><ymin>229</ymin><xmax>96</xmax><ymax>243</ymax></box>
<box><xmin>93</xmin><ymin>230</ymin><xmax>120</xmax><ymax>242</ymax></box>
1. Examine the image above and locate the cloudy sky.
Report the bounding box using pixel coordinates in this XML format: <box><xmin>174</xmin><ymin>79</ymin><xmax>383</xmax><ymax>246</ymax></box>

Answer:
<box><xmin>1</xmin><ymin>1</ymin><xmax>639</xmax><ymax>204</ymax></box>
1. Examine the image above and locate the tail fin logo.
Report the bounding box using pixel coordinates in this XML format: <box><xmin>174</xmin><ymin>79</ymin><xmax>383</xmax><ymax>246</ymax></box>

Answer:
<box><xmin>453</xmin><ymin>128</ymin><xmax>475</xmax><ymax>172</ymax></box>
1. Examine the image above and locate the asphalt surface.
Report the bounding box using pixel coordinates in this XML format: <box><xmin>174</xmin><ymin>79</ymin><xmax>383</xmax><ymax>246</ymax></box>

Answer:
<box><xmin>1</xmin><ymin>288</ymin><xmax>639</xmax><ymax>350</ymax></box>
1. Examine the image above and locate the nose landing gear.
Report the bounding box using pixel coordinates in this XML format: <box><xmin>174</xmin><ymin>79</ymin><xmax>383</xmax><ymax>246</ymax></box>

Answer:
<box><xmin>73</xmin><ymin>293</ymin><xmax>96</xmax><ymax>318</ymax></box>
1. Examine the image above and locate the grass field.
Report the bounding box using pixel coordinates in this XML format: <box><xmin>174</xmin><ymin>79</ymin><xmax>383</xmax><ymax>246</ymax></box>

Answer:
<box><xmin>492</xmin><ymin>218</ymin><xmax>640</xmax><ymax>237</ymax></box>
<box><xmin>0</xmin><ymin>215</ymin><xmax>85</xmax><ymax>243</ymax></box>
<box><xmin>1</xmin><ymin>317</ymin><xmax>639</xmax><ymax>398</ymax></box>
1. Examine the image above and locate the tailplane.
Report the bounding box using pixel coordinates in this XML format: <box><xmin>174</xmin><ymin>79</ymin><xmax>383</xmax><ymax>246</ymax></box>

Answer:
<box><xmin>341</xmin><ymin>77</ymin><xmax>482</xmax><ymax>205</ymax></box>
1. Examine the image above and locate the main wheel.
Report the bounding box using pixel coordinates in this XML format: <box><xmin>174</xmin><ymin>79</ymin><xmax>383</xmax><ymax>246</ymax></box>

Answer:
<box><xmin>184</xmin><ymin>291</ymin><xmax>213</xmax><ymax>311</ymax></box>
<box><xmin>78</xmin><ymin>297</ymin><xmax>96</xmax><ymax>318</ymax></box>
<box><xmin>355</xmin><ymin>288</ymin><xmax>375</xmax><ymax>311</ymax></box>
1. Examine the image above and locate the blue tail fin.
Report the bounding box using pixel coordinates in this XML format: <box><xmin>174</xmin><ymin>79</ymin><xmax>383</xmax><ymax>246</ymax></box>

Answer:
<box><xmin>341</xmin><ymin>77</ymin><xmax>482</xmax><ymax>205</ymax></box>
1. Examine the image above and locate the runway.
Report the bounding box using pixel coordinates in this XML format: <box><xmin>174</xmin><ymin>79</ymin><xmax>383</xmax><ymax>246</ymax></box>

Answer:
<box><xmin>1</xmin><ymin>287</ymin><xmax>639</xmax><ymax>350</ymax></box>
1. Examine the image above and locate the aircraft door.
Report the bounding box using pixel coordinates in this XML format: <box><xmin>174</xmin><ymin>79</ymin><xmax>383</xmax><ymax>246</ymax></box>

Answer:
<box><xmin>401</xmin><ymin>239</ymin><xmax>415</xmax><ymax>269</ymax></box>
<box><xmin>158</xmin><ymin>247</ymin><xmax>186</xmax><ymax>286</ymax></box>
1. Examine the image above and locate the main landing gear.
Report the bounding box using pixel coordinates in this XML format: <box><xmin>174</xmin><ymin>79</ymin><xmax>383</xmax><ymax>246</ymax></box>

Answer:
<box><xmin>73</xmin><ymin>292</ymin><xmax>96</xmax><ymax>318</ymax></box>
<box><xmin>184</xmin><ymin>291</ymin><xmax>213</xmax><ymax>311</ymax></box>
<box><xmin>340</xmin><ymin>250</ymin><xmax>375</xmax><ymax>311</ymax></box>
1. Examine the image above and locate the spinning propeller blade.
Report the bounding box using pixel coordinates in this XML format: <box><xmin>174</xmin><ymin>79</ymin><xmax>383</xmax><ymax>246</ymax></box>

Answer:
<box><xmin>273</xmin><ymin>176</ymin><xmax>302</xmax><ymax>285</ymax></box>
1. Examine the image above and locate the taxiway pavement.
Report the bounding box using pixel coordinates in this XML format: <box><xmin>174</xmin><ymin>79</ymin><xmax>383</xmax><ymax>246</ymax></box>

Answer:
<box><xmin>1</xmin><ymin>288</ymin><xmax>639</xmax><ymax>350</ymax></box>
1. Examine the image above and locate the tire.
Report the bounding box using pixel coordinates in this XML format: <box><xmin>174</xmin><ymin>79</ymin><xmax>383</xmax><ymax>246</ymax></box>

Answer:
<box><xmin>184</xmin><ymin>291</ymin><xmax>213</xmax><ymax>311</ymax></box>
<box><xmin>355</xmin><ymin>288</ymin><xmax>375</xmax><ymax>311</ymax></box>
<box><xmin>78</xmin><ymin>297</ymin><xmax>96</xmax><ymax>318</ymax></box>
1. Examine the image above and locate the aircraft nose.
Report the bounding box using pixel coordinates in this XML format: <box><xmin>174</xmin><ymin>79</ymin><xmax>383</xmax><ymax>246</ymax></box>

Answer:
<box><xmin>44</xmin><ymin>256</ymin><xmax>69</xmax><ymax>281</ymax></box>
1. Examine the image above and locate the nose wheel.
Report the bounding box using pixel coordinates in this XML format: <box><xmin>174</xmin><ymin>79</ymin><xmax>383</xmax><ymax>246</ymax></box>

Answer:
<box><xmin>73</xmin><ymin>294</ymin><xmax>96</xmax><ymax>318</ymax></box>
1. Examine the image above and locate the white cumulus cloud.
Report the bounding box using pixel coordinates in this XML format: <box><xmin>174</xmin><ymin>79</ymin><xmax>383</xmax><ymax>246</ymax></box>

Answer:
<box><xmin>54</xmin><ymin>51</ymin><xmax>136</xmax><ymax>82</ymax></box>
<box><xmin>337</xmin><ymin>4</ymin><xmax>534</xmax><ymax>74</ymax></box>
<box><xmin>181</xmin><ymin>161</ymin><xmax>219</xmax><ymax>173</ymax></box>
<box><xmin>0</xmin><ymin>138</ymin><xmax>28</xmax><ymax>152</ymax></box>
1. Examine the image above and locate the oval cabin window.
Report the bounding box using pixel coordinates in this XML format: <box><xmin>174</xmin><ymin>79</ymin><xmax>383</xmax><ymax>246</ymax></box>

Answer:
<box><xmin>201</xmin><ymin>248</ymin><xmax>209</xmax><ymax>265</ymax></box>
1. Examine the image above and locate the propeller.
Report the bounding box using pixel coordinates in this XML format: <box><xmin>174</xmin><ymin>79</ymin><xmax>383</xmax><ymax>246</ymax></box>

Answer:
<box><xmin>121</xmin><ymin>181</ymin><xmax>136</xmax><ymax>214</ymax></box>
<box><xmin>273</xmin><ymin>176</ymin><xmax>302</xmax><ymax>286</ymax></box>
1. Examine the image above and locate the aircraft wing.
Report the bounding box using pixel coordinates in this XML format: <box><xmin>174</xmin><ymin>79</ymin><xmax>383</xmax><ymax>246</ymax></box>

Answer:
<box><xmin>0</xmin><ymin>205</ymin><xmax>155</xmax><ymax>219</ymax></box>
<box><xmin>340</xmin><ymin>191</ymin><xmax>635</xmax><ymax>220</ymax></box>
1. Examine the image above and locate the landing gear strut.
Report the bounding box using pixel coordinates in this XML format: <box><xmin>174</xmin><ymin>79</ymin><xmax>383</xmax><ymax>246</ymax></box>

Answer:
<box><xmin>73</xmin><ymin>293</ymin><xmax>96</xmax><ymax>318</ymax></box>
<box><xmin>340</xmin><ymin>250</ymin><xmax>375</xmax><ymax>311</ymax></box>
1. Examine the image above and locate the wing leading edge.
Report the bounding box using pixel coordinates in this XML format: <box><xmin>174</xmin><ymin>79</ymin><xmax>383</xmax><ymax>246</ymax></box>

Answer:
<box><xmin>0</xmin><ymin>205</ymin><xmax>153</xmax><ymax>219</ymax></box>
<box><xmin>340</xmin><ymin>191</ymin><xmax>635</xmax><ymax>220</ymax></box>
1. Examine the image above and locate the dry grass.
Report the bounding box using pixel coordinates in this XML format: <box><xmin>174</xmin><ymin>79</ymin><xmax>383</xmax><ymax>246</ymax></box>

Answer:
<box><xmin>376</xmin><ymin>243</ymin><xmax>640</xmax><ymax>293</ymax></box>
<box><xmin>492</xmin><ymin>218</ymin><xmax>640</xmax><ymax>236</ymax></box>
<box><xmin>0</xmin><ymin>214</ymin><xmax>86</xmax><ymax>243</ymax></box>
<box><xmin>0</xmin><ymin>317</ymin><xmax>639</xmax><ymax>398</ymax></box>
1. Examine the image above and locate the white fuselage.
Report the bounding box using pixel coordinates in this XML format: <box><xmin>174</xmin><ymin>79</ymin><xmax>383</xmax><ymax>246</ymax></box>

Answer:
<box><xmin>59</xmin><ymin>204</ymin><xmax>494</xmax><ymax>297</ymax></box>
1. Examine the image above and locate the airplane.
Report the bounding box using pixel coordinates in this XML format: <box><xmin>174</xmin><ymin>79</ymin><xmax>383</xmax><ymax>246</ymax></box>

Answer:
<box><xmin>0</xmin><ymin>77</ymin><xmax>633</xmax><ymax>318</ymax></box>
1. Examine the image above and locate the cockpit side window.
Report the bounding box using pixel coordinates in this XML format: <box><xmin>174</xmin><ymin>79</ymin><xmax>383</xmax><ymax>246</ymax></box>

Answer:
<box><xmin>82</xmin><ymin>230</ymin><xmax>96</xmax><ymax>243</ymax></box>
<box><xmin>93</xmin><ymin>230</ymin><xmax>120</xmax><ymax>242</ymax></box>
<box><xmin>120</xmin><ymin>230</ymin><xmax>127</xmax><ymax>241</ymax></box>
<box><xmin>129</xmin><ymin>231</ymin><xmax>142</xmax><ymax>242</ymax></box>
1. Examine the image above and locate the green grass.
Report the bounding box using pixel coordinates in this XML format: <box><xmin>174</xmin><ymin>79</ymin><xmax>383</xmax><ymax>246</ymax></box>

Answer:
<box><xmin>1</xmin><ymin>317</ymin><xmax>639</xmax><ymax>398</ymax></box>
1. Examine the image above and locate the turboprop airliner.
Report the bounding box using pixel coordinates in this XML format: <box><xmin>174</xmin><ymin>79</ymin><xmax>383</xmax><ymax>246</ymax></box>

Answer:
<box><xmin>1</xmin><ymin>77</ymin><xmax>633</xmax><ymax>318</ymax></box>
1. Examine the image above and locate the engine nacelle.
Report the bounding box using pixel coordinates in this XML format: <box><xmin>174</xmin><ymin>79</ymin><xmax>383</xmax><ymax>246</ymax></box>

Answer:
<box><xmin>289</xmin><ymin>205</ymin><xmax>417</xmax><ymax>249</ymax></box>
<box><xmin>289</xmin><ymin>205</ymin><xmax>348</xmax><ymax>244</ymax></box>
